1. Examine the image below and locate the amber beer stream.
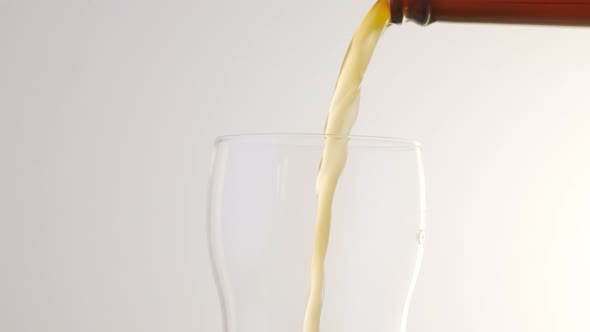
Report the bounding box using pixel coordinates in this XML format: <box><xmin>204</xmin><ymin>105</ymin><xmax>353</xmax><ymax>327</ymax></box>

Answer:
<box><xmin>303</xmin><ymin>1</ymin><xmax>391</xmax><ymax>332</ymax></box>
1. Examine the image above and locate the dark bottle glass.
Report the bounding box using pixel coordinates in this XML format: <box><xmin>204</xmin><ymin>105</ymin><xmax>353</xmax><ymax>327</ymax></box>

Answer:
<box><xmin>390</xmin><ymin>0</ymin><xmax>590</xmax><ymax>26</ymax></box>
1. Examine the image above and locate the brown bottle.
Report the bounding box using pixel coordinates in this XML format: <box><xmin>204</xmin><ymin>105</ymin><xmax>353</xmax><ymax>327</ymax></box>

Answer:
<box><xmin>390</xmin><ymin>0</ymin><xmax>590</xmax><ymax>26</ymax></box>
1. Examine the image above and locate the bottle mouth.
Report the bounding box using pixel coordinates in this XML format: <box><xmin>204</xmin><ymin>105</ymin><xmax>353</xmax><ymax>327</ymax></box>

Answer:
<box><xmin>390</xmin><ymin>0</ymin><xmax>433</xmax><ymax>25</ymax></box>
<box><xmin>390</xmin><ymin>0</ymin><xmax>404</xmax><ymax>24</ymax></box>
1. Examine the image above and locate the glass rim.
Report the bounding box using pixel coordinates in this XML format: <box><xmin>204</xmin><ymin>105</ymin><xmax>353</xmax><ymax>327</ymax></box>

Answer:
<box><xmin>214</xmin><ymin>133</ymin><xmax>421</xmax><ymax>149</ymax></box>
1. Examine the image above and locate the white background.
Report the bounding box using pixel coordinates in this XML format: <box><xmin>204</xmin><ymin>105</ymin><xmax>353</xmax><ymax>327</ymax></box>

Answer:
<box><xmin>2</xmin><ymin>0</ymin><xmax>590</xmax><ymax>331</ymax></box>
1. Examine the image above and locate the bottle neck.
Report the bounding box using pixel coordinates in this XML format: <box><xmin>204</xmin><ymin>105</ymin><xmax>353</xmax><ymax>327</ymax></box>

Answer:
<box><xmin>391</xmin><ymin>0</ymin><xmax>590</xmax><ymax>26</ymax></box>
